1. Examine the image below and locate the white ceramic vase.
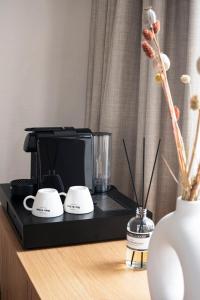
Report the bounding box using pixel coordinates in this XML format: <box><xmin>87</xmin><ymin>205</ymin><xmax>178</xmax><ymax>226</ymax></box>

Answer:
<box><xmin>147</xmin><ymin>197</ymin><xmax>200</xmax><ymax>300</ymax></box>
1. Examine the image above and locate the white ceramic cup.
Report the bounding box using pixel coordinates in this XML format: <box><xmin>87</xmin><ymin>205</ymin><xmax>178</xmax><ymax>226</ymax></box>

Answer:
<box><xmin>23</xmin><ymin>188</ymin><xmax>66</xmax><ymax>218</ymax></box>
<box><xmin>64</xmin><ymin>186</ymin><xmax>94</xmax><ymax>214</ymax></box>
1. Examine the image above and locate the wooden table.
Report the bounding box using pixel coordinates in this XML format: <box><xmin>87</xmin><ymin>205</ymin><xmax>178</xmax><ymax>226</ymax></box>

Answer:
<box><xmin>0</xmin><ymin>207</ymin><xmax>150</xmax><ymax>300</ymax></box>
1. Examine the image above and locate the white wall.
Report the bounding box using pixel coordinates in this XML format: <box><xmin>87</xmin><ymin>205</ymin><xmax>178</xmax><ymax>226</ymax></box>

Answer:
<box><xmin>0</xmin><ymin>0</ymin><xmax>92</xmax><ymax>182</ymax></box>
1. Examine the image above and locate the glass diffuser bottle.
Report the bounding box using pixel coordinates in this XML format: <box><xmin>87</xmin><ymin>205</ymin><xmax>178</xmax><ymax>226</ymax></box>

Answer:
<box><xmin>123</xmin><ymin>137</ymin><xmax>160</xmax><ymax>270</ymax></box>
<box><xmin>126</xmin><ymin>207</ymin><xmax>154</xmax><ymax>270</ymax></box>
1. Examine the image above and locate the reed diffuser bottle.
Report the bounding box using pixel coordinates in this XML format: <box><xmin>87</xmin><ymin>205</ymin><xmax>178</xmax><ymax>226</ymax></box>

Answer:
<box><xmin>123</xmin><ymin>137</ymin><xmax>160</xmax><ymax>270</ymax></box>
<box><xmin>126</xmin><ymin>207</ymin><xmax>154</xmax><ymax>269</ymax></box>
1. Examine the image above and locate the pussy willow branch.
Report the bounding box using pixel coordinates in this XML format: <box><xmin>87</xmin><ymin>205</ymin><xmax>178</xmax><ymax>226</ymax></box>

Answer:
<box><xmin>188</xmin><ymin>110</ymin><xmax>200</xmax><ymax>177</ymax></box>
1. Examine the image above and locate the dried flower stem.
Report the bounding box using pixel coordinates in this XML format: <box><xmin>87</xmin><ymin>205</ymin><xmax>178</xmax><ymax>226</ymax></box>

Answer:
<box><xmin>189</xmin><ymin>164</ymin><xmax>200</xmax><ymax>200</ymax></box>
<box><xmin>151</xmin><ymin>31</ymin><xmax>189</xmax><ymax>190</ymax></box>
<box><xmin>188</xmin><ymin>110</ymin><xmax>200</xmax><ymax>176</ymax></box>
<box><xmin>161</xmin><ymin>78</ymin><xmax>189</xmax><ymax>189</ymax></box>
<box><xmin>162</xmin><ymin>155</ymin><xmax>179</xmax><ymax>184</ymax></box>
<box><xmin>186</xmin><ymin>145</ymin><xmax>189</xmax><ymax>161</ymax></box>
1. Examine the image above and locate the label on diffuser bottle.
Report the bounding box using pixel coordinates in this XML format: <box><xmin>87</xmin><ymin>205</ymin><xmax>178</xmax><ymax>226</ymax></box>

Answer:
<box><xmin>127</xmin><ymin>230</ymin><xmax>151</xmax><ymax>251</ymax></box>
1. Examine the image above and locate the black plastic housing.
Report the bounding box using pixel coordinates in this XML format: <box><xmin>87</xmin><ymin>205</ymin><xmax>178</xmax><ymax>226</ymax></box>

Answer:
<box><xmin>24</xmin><ymin>127</ymin><xmax>94</xmax><ymax>192</ymax></box>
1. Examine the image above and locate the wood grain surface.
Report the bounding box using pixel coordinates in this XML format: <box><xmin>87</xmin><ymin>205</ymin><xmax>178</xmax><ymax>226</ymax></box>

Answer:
<box><xmin>0</xmin><ymin>207</ymin><xmax>39</xmax><ymax>300</ymax></box>
<box><xmin>0</xmin><ymin>207</ymin><xmax>150</xmax><ymax>300</ymax></box>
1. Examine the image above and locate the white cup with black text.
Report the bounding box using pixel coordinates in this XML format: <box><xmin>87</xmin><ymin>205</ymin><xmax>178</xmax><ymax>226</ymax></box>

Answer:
<box><xmin>64</xmin><ymin>186</ymin><xmax>94</xmax><ymax>214</ymax></box>
<box><xmin>23</xmin><ymin>188</ymin><xmax>66</xmax><ymax>218</ymax></box>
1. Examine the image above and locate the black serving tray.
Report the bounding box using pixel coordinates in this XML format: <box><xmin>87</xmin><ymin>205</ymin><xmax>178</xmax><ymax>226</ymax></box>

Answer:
<box><xmin>0</xmin><ymin>184</ymin><xmax>152</xmax><ymax>249</ymax></box>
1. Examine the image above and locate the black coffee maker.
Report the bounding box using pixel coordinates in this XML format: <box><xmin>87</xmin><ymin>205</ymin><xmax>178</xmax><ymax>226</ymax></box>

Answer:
<box><xmin>23</xmin><ymin>127</ymin><xmax>94</xmax><ymax>193</ymax></box>
<box><xmin>3</xmin><ymin>127</ymin><xmax>139</xmax><ymax>249</ymax></box>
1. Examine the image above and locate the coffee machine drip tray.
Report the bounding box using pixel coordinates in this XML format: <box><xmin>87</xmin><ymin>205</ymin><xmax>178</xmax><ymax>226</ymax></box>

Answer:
<box><xmin>0</xmin><ymin>184</ymin><xmax>152</xmax><ymax>249</ymax></box>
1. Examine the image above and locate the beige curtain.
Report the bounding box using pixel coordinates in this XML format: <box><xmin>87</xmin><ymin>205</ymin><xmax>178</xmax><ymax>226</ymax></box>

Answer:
<box><xmin>85</xmin><ymin>0</ymin><xmax>200</xmax><ymax>221</ymax></box>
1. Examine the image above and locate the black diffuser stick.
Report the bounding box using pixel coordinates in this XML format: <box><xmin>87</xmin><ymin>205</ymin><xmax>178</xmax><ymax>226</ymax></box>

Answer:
<box><xmin>123</xmin><ymin>139</ymin><xmax>139</xmax><ymax>207</ymax></box>
<box><xmin>141</xmin><ymin>252</ymin><xmax>144</xmax><ymax>268</ymax></box>
<box><xmin>131</xmin><ymin>250</ymin><xmax>135</xmax><ymax>266</ymax></box>
<box><xmin>144</xmin><ymin>139</ymin><xmax>161</xmax><ymax>209</ymax></box>
<box><xmin>142</xmin><ymin>137</ymin><xmax>145</xmax><ymax>209</ymax></box>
